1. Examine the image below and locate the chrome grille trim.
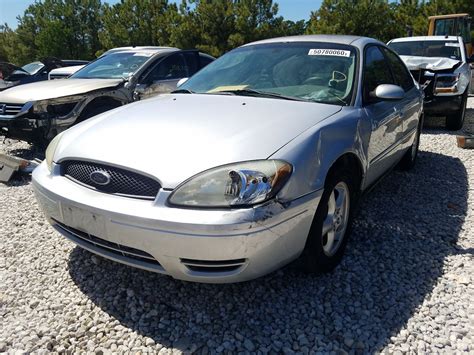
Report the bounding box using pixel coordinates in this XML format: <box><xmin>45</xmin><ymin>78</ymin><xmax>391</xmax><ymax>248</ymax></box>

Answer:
<box><xmin>61</xmin><ymin>160</ymin><xmax>161</xmax><ymax>199</ymax></box>
<box><xmin>0</xmin><ymin>103</ymin><xmax>24</xmax><ymax>116</ymax></box>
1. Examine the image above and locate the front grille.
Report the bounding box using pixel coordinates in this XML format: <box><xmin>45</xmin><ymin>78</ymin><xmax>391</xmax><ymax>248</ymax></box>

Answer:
<box><xmin>61</xmin><ymin>160</ymin><xmax>161</xmax><ymax>199</ymax></box>
<box><xmin>181</xmin><ymin>258</ymin><xmax>246</xmax><ymax>273</ymax></box>
<box><xmin>53</xmin><ymin>219</ymin><xmax>161</xmax><ymax>267</ymax></box>
<box><xmin>0</xmin><ymin>103</ymin><xmax>24</xmax><ymax>116</ymax></box>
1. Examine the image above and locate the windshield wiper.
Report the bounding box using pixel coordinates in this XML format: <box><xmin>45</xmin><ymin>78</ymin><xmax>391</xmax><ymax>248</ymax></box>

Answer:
<box><xmin>214</xmin><ymin>89</ymin><xmax>312</xmax><ymax>102</ymax></box>
<box><xmin>172</xmin><ymin>88</ymin><xmax>194</xmax><ymax>94</ymax></box>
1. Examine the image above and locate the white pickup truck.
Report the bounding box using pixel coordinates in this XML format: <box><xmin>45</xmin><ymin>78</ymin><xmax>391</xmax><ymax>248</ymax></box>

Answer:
<box><xmin>388</xmin><ymin>36</ymin><xmax>473</xmax><ymax>130</ymax></box>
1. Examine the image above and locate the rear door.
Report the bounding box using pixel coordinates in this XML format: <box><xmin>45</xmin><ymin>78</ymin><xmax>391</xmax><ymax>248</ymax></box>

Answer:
<box><xmin>363</xmin><ymin>45</ymin><xmax>403</xmax><ymax>186</ymax></box>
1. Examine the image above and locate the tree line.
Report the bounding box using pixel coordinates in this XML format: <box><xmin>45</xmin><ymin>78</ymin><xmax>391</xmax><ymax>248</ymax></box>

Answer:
<box><xmin>0</xmin><ymin>0</ymin><xmax>472</xmax><ymax>65</ymax></box>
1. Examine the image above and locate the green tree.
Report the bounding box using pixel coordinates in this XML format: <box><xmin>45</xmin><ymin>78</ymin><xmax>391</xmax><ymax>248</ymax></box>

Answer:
<box><xmin>99</xmin><ymin>0</ymin><xmax>180</xmax><ymax>50</ymax></box>
<box><xmin>0</xmin><ymin>25</ymin><xmax>17</xmax><ymax>62</ymax></box>
<box><xmin>307</xmin><ymin>0</ymin><xmax>401</xmax><ymax>42</ymax></box>
<box><xmin>171</xmin><ymin>0</ymin><xmax>297</xmax><ymax>57</ymax></box>
<box><xmin>9</xmin><ymin>0</ymin><xmax>103</xmax><ymax>64</ymax></box>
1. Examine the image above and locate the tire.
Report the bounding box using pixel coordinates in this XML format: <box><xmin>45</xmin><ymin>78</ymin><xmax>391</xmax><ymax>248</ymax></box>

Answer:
<box><xmin>446</xmin><ymin>90</ymin><xmax>468</xmax><ymax>131</ymax></box>
<box><xmin>301</xmin><ymin>168</ymin><xmax>356</xmax><ymax>273</ymax></box>
<box><xmin>397</xmin><ymin>115</ymin><xmax>422</xmax><ymax>171</ymax></box>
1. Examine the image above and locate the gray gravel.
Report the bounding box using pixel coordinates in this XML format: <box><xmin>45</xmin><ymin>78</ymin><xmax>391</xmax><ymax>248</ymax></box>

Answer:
<box><xmin>1</xmin><ymin>100</ymin><xmax>473</xmax><ymax>354</ymax></box>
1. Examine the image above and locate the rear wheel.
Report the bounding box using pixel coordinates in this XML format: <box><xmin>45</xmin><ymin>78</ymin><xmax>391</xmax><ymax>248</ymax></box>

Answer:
<box><xmin>446</xmin><ymin>90</ymin><xmax>468</xmax><ymax>131</ymax></box>
<box><xmin>397</xmin><ymin>115</ymin><xmax>422</xmax><ymax>171</ymax></box>
<box><xmin>301</xmin><ymin>168</ymin><xmax>356</xmax><ymax>273</ymax></box>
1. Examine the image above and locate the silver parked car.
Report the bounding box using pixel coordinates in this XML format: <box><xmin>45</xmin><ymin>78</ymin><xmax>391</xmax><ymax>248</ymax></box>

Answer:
<box><xmin>33</xmin><ymin>35</ymin><xmax>424</xmax><ymax>283</ymax></box>
<box><xmin>388</xmin><ymin>36</ymin><xmax>473</xmax><ymax>130</ymax></box>
<box><xmin>0</xmin><ymin>47</ymin><xmax>214</xmax><ymax>144</ymax></box>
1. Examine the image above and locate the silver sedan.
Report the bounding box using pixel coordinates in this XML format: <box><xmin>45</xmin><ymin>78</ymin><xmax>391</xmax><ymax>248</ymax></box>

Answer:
<box><xmin>33</xmin><ymin>35</ymin><xmax>424</xmax><ymax>283</ymax></box>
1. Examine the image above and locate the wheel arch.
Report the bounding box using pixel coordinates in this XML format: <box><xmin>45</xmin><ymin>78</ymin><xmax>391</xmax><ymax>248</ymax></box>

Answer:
<box><xmin>324</xmin><ymin>152</ymin><xmax>364</xmax><ymax>193</ymax></box>
<box><xmin>77</xmin><ymin>96</ymin><xmax>124</xmax><ymax>123</ymax></box>
<box><xmin>83</xmin><ymin>96</ymin><xmax>123</xmax><ymax>111</ymax></box>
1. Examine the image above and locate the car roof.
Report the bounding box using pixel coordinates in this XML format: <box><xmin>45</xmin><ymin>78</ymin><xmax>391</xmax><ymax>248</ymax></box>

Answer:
<box><xmin>243</xmin><ymin>34</ymin><xmax>384</xmax><ymax>49</ymax></box>
<box><xmin>389</xmin><ymin>36</ymin><xmax>460</xmax><ymax>43</ymax></box>
<box><xmin>102</xmin><ymin>46</ymin><xmax>179</xmax><ymax>56</ymax></box>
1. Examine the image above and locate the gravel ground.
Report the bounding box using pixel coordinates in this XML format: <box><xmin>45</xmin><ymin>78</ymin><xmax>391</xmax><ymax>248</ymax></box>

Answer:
<box><xmin>1</xmin><ymin>100</ymin><xmax>473</xmax><ymax>354</ymax></box>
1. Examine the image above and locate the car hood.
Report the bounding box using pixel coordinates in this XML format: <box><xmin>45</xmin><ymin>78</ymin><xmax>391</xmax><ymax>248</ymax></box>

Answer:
<box><xmin>400</xmin><ymin>55</ymin><xmax>461</xmax><ymax>71</ymax></box>
<box><xmin>0</xmin><ymin>78</ymin><xmax>123</xmax><ymax>103</ymax></box>
<box><xmin>56</xmin><ymin>94</ymin><xmax>342</xmax><ymax>188</ymax></box>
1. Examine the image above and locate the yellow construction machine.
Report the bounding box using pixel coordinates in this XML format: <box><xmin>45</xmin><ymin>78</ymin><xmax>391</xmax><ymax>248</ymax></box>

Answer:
<box><xmin>428</xmin><ymin>14</ymin><xmax>472</xmax><ymax>57</ymax></box>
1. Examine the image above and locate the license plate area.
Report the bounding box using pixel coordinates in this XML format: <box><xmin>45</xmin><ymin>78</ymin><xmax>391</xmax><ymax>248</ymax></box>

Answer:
<box><xmin>61</xmin><ymin>204</ymin><xmax>106</xmax><ymax>238</ymax></box>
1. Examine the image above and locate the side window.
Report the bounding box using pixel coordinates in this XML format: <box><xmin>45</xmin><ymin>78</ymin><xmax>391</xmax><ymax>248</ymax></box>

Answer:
<box><xmin>363</xmin><ymin>46</ymin><xmax>394</xmax><ymax>103</ymax></box>
<box><xmin>182</xmin><ymin>52</ymin><xmax>199</xmax><ymax>75</ymax></box>
<box><xmin>199</xmin><ymin>54</ymin><xmax>214</xmax><ymax>69</ymax></box>
<box><xmin>434</xmin><ymin>19</ymin><xmax>455</xmax><ymax>36</ymax></box>
<box><xmin>145</xmin><ymin>53</ymin><xmax>189</xmax><ymax>83</ymax></box>
<box><xmin>461</xmin><ymin>18</ymin><xmax>471</xmax><ymax>44</ymax></box>
<box><xmin>382</xmin><ymin>48</ymin><xmax>414</xmax><ymax>91</ymax></box>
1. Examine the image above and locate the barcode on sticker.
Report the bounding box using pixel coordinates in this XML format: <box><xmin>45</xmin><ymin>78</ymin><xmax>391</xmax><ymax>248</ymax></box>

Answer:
<box><xmin>308</xmin><ymin>49</ymin><xmax>351</xmax><ymax>57</ymax></box>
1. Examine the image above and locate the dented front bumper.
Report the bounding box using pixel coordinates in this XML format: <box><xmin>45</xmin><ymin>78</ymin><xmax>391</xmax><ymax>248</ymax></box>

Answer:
<box><xmin>32</xmin><ymin>161</ymin><xmax>321</xmax><ymax>283</ymax></box>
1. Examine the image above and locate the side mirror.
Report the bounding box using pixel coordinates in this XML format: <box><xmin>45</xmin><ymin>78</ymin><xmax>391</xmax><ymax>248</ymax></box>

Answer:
<box><xmin>467</xmin><ymin>55</ymin><xmax>474</xmax><ymax>64</ymax></box>
<box><xmin>371</xmin><ymin>84</ymin><xmax>405</xmax><ymax>100</ymax></box>
<box><xmin>133</xmin><ymin>83</ymin><xmax>148</xmax><ymax>101</ymax></box>
<box><xmin>177</xmin><ymin>77</ymin><xmax>189</xmax><ymax>87</ymax></box>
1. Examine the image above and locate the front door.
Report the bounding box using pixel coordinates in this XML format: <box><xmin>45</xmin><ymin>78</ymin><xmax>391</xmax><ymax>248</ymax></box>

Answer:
<box><xmin>135</xmin><ymin>53</ymin><xmax>189</xmax><ymax>100</ymax></box>
<box><xmin>363</xmin><ymin>45</ymin><xmax>403</xmax><ymax>186</ymax></box>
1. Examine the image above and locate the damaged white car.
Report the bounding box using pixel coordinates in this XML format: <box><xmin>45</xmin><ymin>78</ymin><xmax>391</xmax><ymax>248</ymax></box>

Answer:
<box><xmin>388</xmin><ymin>36</ymin><xmax>472</xmax><ymax>130</ymax></box>
<box><xmin>0</xmin><ymin>47</ymin><xmax>214</xmax><ymax>144</ymax></box>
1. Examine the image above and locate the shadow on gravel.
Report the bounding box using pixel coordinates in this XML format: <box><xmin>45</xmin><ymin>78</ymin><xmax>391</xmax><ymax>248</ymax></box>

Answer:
<box><xmin>68</xmin><ymin>150</ymin><xmax>468</xmax><ymax>353</ymax></box>
<box><xmin>0</xmin><ymin>142</ymin><xmax>44</xmax><ymax>161</ymax></box>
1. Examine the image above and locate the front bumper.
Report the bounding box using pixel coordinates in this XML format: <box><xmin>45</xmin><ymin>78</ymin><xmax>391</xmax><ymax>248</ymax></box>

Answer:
<box><xmin>32</xmin><ymin>162</ymin><xmax>321</xmax><ymax>283</ymax></box>
<box><xmin>424</xmin><ymin>93</ymin><xmax>464</xmax><ymax>115</ymax></box>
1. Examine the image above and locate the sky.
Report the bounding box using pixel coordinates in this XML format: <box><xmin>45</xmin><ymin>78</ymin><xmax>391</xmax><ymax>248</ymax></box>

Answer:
<box><xmin>0</xmin><ymin>0</ymin><xmax>322</xmax><ymax>29</ymax></box>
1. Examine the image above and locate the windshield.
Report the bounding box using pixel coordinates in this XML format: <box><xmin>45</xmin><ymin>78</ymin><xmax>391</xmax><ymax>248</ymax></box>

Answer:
<box><xmin>21</xmin><ymin>61</ymin><xmax>44</xmax><ymax>74</ymax></box>
<box><xmin>71</xmin><ymin>52</ymin><xmax>152</xmax><ymax>79</ymax></box>
<box><xmin>388</xmin><ymin>40</ymin><xmax>462</xmax><ymax>61</ymax></box>
<box><xmin>180</xmin><ymin>42</ymin><xmax>357</xmax><ymax>105</ymax></box>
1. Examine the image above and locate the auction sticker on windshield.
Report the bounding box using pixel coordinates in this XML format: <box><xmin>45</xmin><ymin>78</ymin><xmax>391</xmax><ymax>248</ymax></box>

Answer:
<box><xmin>308</xmin><ymin>49</ymin><xmax>351</xmax><ymax>57</ymax></box>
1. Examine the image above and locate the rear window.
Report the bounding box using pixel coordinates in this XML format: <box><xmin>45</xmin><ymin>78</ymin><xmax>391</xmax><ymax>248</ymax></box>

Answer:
<box><xmin>388</xmin><ymin>41</ymin><xmax>462</xmax><ymax>61</ymax></box>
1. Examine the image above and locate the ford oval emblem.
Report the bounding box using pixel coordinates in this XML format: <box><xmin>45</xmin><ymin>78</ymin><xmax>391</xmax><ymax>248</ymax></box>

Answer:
<box><xmin>90</xmin><ymin>170</ymin><xmax>111</xmax><ymax>186</ymax></box>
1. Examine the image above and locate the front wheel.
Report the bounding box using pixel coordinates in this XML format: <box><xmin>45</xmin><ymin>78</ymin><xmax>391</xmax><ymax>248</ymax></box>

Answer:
<box><xmin>446</xmin><ymin>90</ymin><xmax>468</xmax><ymax>131</ymax></box>
<box><xmin>301</xmin><ymin>169</ymin><xmax>355</xmax><ymax>273</ymax></box>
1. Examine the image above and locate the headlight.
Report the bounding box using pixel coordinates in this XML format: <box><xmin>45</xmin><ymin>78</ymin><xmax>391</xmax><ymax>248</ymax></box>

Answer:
<box><xmin>33</xmin><ymin>96</ymin><xmax>83</xmax><ymax>115</ymax></box>
<box><xmin>168</xmin><ymin>160</ymin><xmax>292</xmax><ymax>207</ymax></box>
<box><xmin>45</xmin><ymin>132</ymin><xmax>64</xmax><ymax>172</ymax></box>
<box><xmin>434</xmin><ymin>74</ymin><xmax>459</xmax><ymax>94</ymax></box>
